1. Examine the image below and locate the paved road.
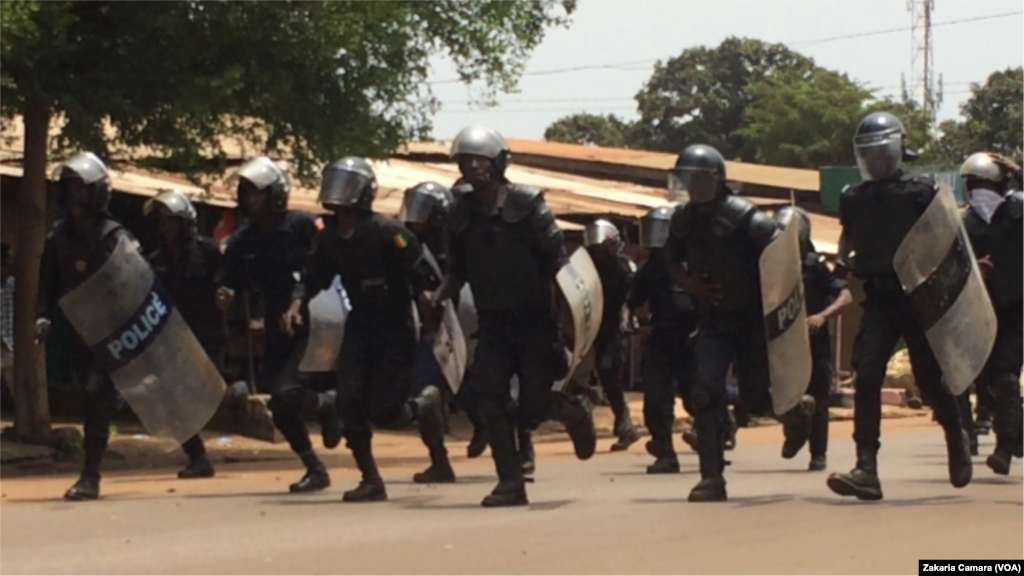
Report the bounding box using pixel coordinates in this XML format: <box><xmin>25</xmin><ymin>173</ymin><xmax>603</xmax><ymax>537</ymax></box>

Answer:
<box><xmin>2</xmin><ymin>428</ymin><xmax>1021</xmax><ymax>575</ymax></box>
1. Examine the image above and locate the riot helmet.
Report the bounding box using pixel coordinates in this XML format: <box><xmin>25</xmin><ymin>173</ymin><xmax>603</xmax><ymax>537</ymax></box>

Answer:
<box><xmin>57</xmin><ymin>152</ymin><xmax>112</xmax><ymax>212</ymax></box>
<box><xmin>774</xmin><ymin>206</ymin><xmax>812</xmax><ymax>247</ymax></box>
<box><xmin>143</xmin><ymin>189</ymin><xmax>198</xmax><ymax>223</ymax></box>
<box><xmin>236</xmin><ymin>156</ymin><xmax>290</xmax><ymax>213</ymax></box>
<box><xmin>960</xmin><ymin>152</ymin><xmax>1009</xmax><ymax>223</ymax></box>
<box><xmin>450</xmin><ymin>125</ymin><xmax>511</xmax><ymax>186</ymax></box>
<box><xmin>583</xmin><ymin>219</ymin><xmax>620</xmax><ymax>247</ymax></box>
<box><xmin>399</xmin><ymin>181</ymin><xmax>452</xmax><ymax>229</ymax></box>
<box><xmin>319</xmin><ymin>157</ymin><xmax>378</xmax><ymax>211</ymax></box>
<box><xmin>853</xmin><ymin>112</ymin><xmax>905</xmax><ymax>182</ymax></box>
<box><xmin>639</xmin><ymin>205</ymin><xmax>675</xmax><ymax>249</ymax></box>
<box><xmin>667</xmin><ymin>144</ymin><xmax>726</xmax><ymax>204</ymax></box>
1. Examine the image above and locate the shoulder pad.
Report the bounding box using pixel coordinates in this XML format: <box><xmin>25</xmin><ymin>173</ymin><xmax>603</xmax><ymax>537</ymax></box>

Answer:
<box><xmin>747</xmin><ymin>207</ymin><xmax>781</xmax><ymax>247</ymax></box>
<box><xmin>905</xmin><ymin>174</ymin><xmax>940</xmax><ymax>194</ymax></box>
<box><xmin>1006</xmin><ymin>191</ymin><xmax>1023</xmax><ymax>220</ymax></box>
<box><xmin>502</xmin><ymin>185</ymin><xmax>543</xmax><ymax>223</ymax></box>
<box><xmin>100</xmin><ymin>218</ymin><xmax>124</xmax><ymax>238</ymax></box>
<box><xmin>714</xmin><ymin>195</ymin><xmax>757</xmax><ymax>233</ymax></box>
<box><xmin>448</xmin><ymin>194</ymin><xmax>471</xmax><ymax>233</ymax></box>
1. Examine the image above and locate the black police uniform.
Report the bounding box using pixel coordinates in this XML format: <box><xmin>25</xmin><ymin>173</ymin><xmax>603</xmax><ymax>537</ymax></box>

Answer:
<box><xmin>587</xmin><ymin>246</ymin><xmax>636</xmax><ymax>440</ymax></box>
<box><xmin>833</xmin><ymin>172</ymin><xmax>968</xmax><ymax>491</ymax></box>
<box><xmin>627</xmin><ymin>249</ymin><xmax>698</xmax><ymax>468</ymax></box>
<box><xmin>296</xmin><ymin>213</ymin><xmax>429</xmax><ymax>499</ymax></box>
<box><xmin>37</xmin><ymin>216</ymin><xmax>136</xmax><ymax>486</ymax></box>
<box><xmin>963</xmin><ymin>191</ymin><xmax>1023</xmax><ymax>472</ymax></box>
<box><xmin>148</xmin><ymin>235</ymin><xmax>227</xmax><ymax>467</ymax></box>
<box><xmin>447</xmin><ymin>183</ymin><xmax>595</xmax><ymax>505</ymax></box>
<box><xmin>216</xmin><ymin>211</ymin><xmax>328</xmax><ymax>470</ymax></box>
<box><xmin>801</xmin><ymin>247</ymin><xmax>848</xmax><ymax>462</ymax></box>
<box><xmin>666</xmin><ymin>191</ymin><xmax>780</xmax><ymax>486</ymax></box>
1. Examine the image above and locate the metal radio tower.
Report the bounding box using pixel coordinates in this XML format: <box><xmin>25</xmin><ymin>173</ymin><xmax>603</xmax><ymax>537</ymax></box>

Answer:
<box><xmin>901</xmin><ymin>0</ymin><xmax>944</xmax><ymax>116</ymax></box>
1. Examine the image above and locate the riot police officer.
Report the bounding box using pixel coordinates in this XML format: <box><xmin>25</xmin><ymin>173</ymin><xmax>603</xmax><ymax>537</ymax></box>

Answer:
<box><xmin>959</xmin><ymin>152</ymin><xmax>1023</xmax><ymax>475</ymax></box>
<box><xmin>400</xmin><ymin>182</ymin><xmax>489</xmax><ymax>465</ymax></box>
<box><xmin>774</xmin><ymin>206</ymin><xmax>853</xmax><ymax>471</ymax></box>
<box><xmin>287</xmin><ymin>157</ymin><xmax>442</xmax><ymax>502</ymax></box>
<box><xmin>583</xmin><ymin>219</ymin><xmax>640</xmax><ymax>451</ymax></box>
<box><xmin>216</xmin><ymin>156</ymin><xmax>342</xmax><ymax>494</ymax></box>
<box><xmin>626</xmin><ymin>205</ymin><xmax>699</xmax><ymax>474</ymax></box>
<box><xmin>430</xmin><ymin>125</ymin><xmax>597</xmax><ymax>507</ymax></box>
<box><xmin>36</xmin><ymin>153</ymin><xmax>138</xmax><ymax>500</ymax></box>
<box><xmin>664</xmin><ymin>144</ymin><xmax>816</xmax><ymax>502</ymax></box>
<box><xmin>827</xmin><ymin>112</ymin><xmax>972</xmax><ymax>501</ymax></box>
<box><xmin>144</xmin><ymin>190</ymin><xmax>248</xmax><ymax>479</ymax></box>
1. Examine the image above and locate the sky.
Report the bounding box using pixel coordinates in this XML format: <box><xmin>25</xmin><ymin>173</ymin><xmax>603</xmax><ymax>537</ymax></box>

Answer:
<box><xmin>425</xmin><ymin>0</ymin><xmax>1023</xmax><ymax>141</ymax></box>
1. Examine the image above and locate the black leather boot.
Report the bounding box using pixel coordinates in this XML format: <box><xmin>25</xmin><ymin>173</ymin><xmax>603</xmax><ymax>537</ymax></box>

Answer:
<box><xmin>290</xmin><ymin>452</ymin><xmax>331</xmax><ymax>493</ymax></box>
<box><xmin>808</xmin><ymin>400</ymin><xmax>829</xmax><ymax>472</ymax></box>
<box><xmin>466</xmin><ymin>411</ymin><xmax>489</xmax><ymax>459</ymax></box>
<box><xmin>413</xmin><ymin>387</ymin><xmax>456</xmax><ymax>484</ymax></box>
<box><xmin>987</xmin><ymin>438</ymin><xmax>1013</xmax><ymax>476</ymax></box>
<box><xmin>481</xmin><ymin>408</ymin><xmax>528</xmax><ymax>508</ymax></box>
<box><xmin>945</xmin><ymin>428</ymin><xmax>973</xmax><ymax>489</ymax></box>
<box><xmin>318</xmin><ymin>390</ymin><xmax>343</xmax><ymax>450</ymax></box>
<box><xmin>550</xmin><ymin>393</ymin><xmax>597</xmax><ymax>460</ymax></box>
<box><xmin>827</xmin><ymin>446</ymin><xmax>882</xmax><ymax>501</ymax></box>
<box><xmin>178</xmin><ymin>457</ymin><xmax>215</xmax><ymax>479</ymax></box>
<box><xmin>64</xmin><ymin>473</ymin><xmax>101</xmax><ymax>501</ymax></box>
<box><xmin>780</xmin><ymin>395</ymin><xmax>816</xmax><ymax>459</ymax></box>
<box><xmin>344</xmin><ymin>441</ymin><xmax>387</xmax><ymax>502</ymax></box>
<box><xmin>688</xmin><ymin>413</ymin><xmax>727</xmax><ymax>502</ymax></box>
<box><xmin>610</xmin><ymin>415</ymin><xmax>641</xmax><ymax>452</ymax></box>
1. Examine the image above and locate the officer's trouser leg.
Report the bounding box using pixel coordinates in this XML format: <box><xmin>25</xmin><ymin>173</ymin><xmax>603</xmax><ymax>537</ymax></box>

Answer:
<box><xmin>849</xmin><ymin>305</ymin><xmax>902</xmax><ymax>458</ymax></box>
<box><xmin>642</xmin><ymin>341</ymin><xmax>677</xmax><ymax>457</ymax></box>
<box><xmin>899</xmin><ymin>308</ymin><xmax>971</xmax><ymax>488</ymax></box>
<box><xmin>807</xmin><ymin>344</ymin><xmax>833</xmax><ymax>466</ymax></box>
<box><xmin>81</xmin><ymin>370</ymin><xmax>118</xmax><ymax>480</ymax></box>
<box><xmin>985</xmin><ymin>303</ymin><xmax>1024</xmax><ymax>474</ymax></box>
<box><xmin>468</xmin><ymin>321</ymin><xmax>524</xmax><ymax>506</ymax></box>
<box><xmin>181</xmin><ymin>435</ymin><xmax>207</xmax><ymax>461</ymax></box>
<box><xmin>688</xmin><ymin>323</ymin><xmax>732</xmax><ymax>501</ymax></box>
<box><xmin>267</xmin><ymin>342</ymin><xmax>315</xmax><ymax>458</ymax></box>
<box><xmin>596</xmin><ymin>336</ymin><xmax>630</xmax><ymax>428</ymax></box>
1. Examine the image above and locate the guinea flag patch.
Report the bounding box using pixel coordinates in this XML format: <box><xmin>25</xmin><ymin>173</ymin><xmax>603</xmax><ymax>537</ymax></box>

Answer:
<box><xmin>394</xmin><ymin>233</ymin><xmax>409</xmax><ymax>249</ymax></box>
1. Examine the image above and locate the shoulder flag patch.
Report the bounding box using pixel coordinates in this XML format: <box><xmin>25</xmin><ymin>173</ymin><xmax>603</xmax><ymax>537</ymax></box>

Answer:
<box><xmin>315</xmin><ymin>217</ymin><xmax>325</xmax><ymax>231</ymax></box>
<box><xmin>394</xmin><ymin>233</ymin><xmax>409</xmax><ymax>249</ymax></box>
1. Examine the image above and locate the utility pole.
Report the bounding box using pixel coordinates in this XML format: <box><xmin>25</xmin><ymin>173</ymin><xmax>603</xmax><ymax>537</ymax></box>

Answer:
<box><xmin>902</xmin><ymin>0</ymin><xmax>944</xmax><ymax>118</ymax></box>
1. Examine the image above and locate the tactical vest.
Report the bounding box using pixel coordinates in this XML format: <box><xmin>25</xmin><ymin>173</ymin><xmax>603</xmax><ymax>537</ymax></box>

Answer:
<box><xmin>841</xmin><ymin>175</ymin><xmax>933</xmax><ymax>280</ymax></box>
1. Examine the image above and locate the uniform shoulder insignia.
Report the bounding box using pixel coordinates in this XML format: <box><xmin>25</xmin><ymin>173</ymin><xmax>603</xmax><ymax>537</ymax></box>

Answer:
<box><xmin>314</xmin><ymin>217</ymin><xmax>325</xmax><ymax>231</ymax></box>
<box><xmin>393</xmin><ymin>230</ymin><xmax>410</xmax><ymax>249</ymax></box>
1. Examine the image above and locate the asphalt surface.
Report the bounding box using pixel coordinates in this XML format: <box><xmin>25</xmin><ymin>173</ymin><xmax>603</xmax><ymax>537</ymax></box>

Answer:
<box><xmin>1</xmin><ymin>428</ymin><xmax>1021</xmax><ymax>575</ymax></box>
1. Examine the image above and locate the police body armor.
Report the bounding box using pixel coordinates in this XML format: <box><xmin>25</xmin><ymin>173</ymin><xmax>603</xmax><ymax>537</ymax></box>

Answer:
<box><xmin>448</xmin><ymin>185</ymin><xmax>555</xmax><ymax>313</ymax></box>
<box><xmin>963</xmin><ymin>191</ymin><xmax>1023</xmax><ymax>308</ymax></box>
<box><xmin>839</xmin><ymin>174</ymin><xmax>934</xmax><ymax>281</ymax></box>
<box><xmin>670</xmin><ymin>194</ymin><xmax>777</xmax><ymax>311</ymax></box>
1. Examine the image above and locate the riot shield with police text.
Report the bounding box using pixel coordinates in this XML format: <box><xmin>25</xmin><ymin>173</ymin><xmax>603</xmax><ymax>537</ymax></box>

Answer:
<box><xmin>893</xmin><ymin>183</ymin><xmax>997</xmax><ymax>396</ymax></box>
<box><xmin>423</xmin><ymin>247</ymin><xmax>469</xmax><ymax>394</ymax></box>
<box><xmin>299</xmin><ymin>275</ymin><xmax>349</xmax><ymax>373</ymax></box>
<box><xmin>759</xmin><ymin>218</ymin><xmax>812</xmax><ymax>416</ymax></box>
<box><xmin>59</xmin><ymin>237</ymin><xmax>225</xmax><ymax>445</ymax></box>
<box><xmin>554</xmin><ymin>248</ymin><xmax>604</xmax><ymax>391</ymax></box>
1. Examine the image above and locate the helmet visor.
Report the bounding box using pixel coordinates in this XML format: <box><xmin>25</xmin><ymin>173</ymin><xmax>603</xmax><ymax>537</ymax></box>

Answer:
<box><xmin>668</xmin><ymin>168</ymin><xmax>717</xmax><ymax>204</ymax></box>
<box><xmin>854</xmin><ymin>131</ymin><xmax>902</xmax><ymax>181</ymax></box>
<box><xmin>398</xmin><ymin>188</ymin><xmax>437</xmax><ymax>224</ymax></box>
<box><xmin>639</xmin><ymin>217</ymin><xmax>671</xmax><ymax>248</ymax></box>
<box><xmin>319</xmin><ymin>170</ymin><xmax>370</xmax><ymax>208</ymax></box>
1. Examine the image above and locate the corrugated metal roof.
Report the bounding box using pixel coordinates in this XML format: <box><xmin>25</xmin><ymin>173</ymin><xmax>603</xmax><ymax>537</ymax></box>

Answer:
<box><xmin>407</xmin><ymin>139</ymin><xmax>820</xmax><ymax>192</ymax></box>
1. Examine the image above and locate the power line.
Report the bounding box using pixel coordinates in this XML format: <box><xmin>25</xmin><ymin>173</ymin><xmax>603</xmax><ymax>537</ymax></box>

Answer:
<box><xmin>429</xmin><ymin>11</ymin><xmax>1021</xmax><ymax>85</ymax></box>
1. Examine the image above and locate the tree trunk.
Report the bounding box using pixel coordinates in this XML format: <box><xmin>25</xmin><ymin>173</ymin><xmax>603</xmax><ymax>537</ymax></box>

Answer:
<box><xmin>13</xmin><ymin>96</ymin><xmax>52</xmax><ymax>442</ymax></box>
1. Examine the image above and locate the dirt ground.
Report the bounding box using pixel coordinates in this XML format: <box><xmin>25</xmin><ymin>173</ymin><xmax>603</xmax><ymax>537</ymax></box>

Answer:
<box><xmin>0</xmin><ymin>394</ymin><xmax>932</xmax><ymax>505</ymax></box>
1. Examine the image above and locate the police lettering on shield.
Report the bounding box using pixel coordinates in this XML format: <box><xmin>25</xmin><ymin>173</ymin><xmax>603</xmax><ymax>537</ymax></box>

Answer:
<box><xmin>95</xmin><ymin>282</ymin><xmax>176</xmax><ymax>371</ymax></box>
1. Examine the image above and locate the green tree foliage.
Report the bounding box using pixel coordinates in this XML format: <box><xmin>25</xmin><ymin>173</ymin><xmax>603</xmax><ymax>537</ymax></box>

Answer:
<box><xmin>632</xmin><ymin>37</ymin><xmax>817</xmax><ymax>159</ymax></box>
<box><xmin>927</xmin><ymin>67</ymin><xmax>1023</xmax><ymax>165</ymax></box>
<box><xmin>542</xmin><ymin>113</ymin><xmax>637</xmax><ymax>148</ymax></box>
<box><xmin>674</xmin><ymin>63</ymin><xmax>933</xmax><ymax>170</ymax></box>
<box><xmin>0</xmin><ymin>0</ymin><xmax>574</xmax><ymax>437</ymax></box>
